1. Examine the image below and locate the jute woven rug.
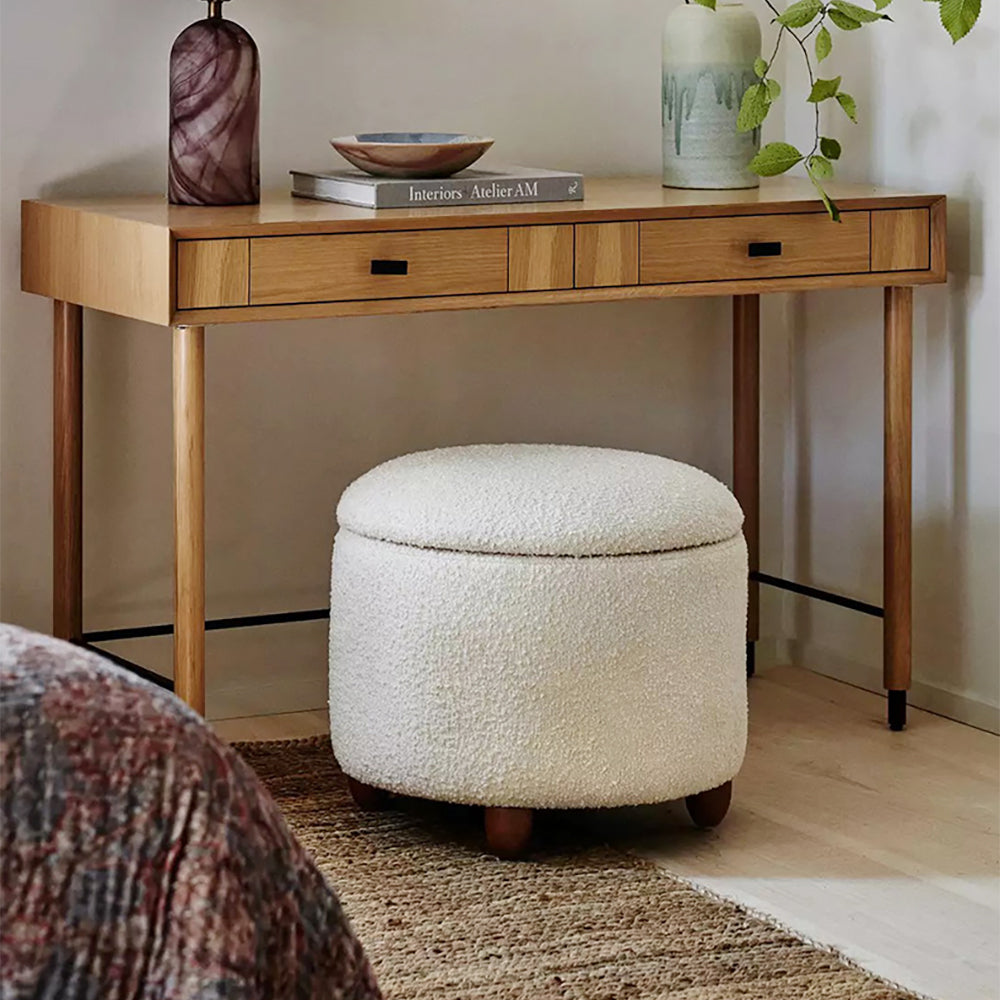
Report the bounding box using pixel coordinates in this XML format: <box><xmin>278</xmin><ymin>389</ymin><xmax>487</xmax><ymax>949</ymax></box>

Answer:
<box><xmin>239</xmin><ymin>736</ymin><xmax>925</xmax><ymax>1000</ymax></box>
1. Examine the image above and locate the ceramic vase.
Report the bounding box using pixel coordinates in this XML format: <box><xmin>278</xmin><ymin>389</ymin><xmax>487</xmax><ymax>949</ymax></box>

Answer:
<box><xmin>662</xmin><ymin>2</ymin><xmax>761</xmax><ymax>190</ymax></box>
<box><xmin>169</xmin><ymin>0</ymin><xmax>260</xmax><ymax>206</ymax></box>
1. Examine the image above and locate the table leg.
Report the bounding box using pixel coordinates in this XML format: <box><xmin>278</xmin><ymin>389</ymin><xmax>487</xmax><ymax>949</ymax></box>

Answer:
<box><xmin>173</xmin><ymin>325</ymin><xmax>206</xmax><ymax>714</ymax></box>
<box><xmin>884</xmin><ymin>287</ymin><xmax>913</xmax><ymax>731</ymax></box>
<box><xmin>53</xmin><ymin>300</ymin><xmax>84</xmax><ymax>642</ymax></box>
<box><xmin>733</xmin><ymin>295</ymin><xmax>760</xmax><ymax>677</ymax></box>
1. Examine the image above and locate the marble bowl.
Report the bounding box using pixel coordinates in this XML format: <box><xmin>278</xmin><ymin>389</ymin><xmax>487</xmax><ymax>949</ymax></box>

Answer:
<box><xmin>330</xmin><ymin>132</ymin><xmax>494</xmax><ymax>179</ymax></box>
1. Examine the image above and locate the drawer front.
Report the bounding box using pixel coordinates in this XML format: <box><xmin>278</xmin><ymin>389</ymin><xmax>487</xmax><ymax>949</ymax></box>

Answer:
<box><xmin>250</xmin><ymin>228</ymin><xmax>508</xmax><ymax>305</ymax></box>
<box><xmin>640</xmin><ymin>211</ymin><xmax>871</xmax><ymax>284</ymax></box>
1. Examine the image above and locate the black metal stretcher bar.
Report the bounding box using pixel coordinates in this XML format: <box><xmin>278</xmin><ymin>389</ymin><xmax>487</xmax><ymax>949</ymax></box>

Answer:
<box><xmin>81</xmin><ymin>642</ymin><xmax>176</xmax><ymax>691</ymax></box>
<box><xmin>750</xmin><ymin>572</ymin><xmax>884</xmax><ymax>619</ymax></box>
<box><xmin>82</xmin><ymin>607</ymin><xmax>332</xmax><ymax>643</ymax></box>
<box><xmin>81</xmin><ymin>572</ymin><xmax>881</xmax><ymax>651</ymax></box>
<box><xmin>84</xmin><ymin>574</ymin><xmax>888</xmax><ymax>716</ymax></box>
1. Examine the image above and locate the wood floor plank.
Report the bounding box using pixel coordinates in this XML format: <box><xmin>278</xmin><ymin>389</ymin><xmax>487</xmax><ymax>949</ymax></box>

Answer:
<box><xmin>213</xmin><ymin>708</ymin><xmax>328</xmax><ymax>743</ymax></box>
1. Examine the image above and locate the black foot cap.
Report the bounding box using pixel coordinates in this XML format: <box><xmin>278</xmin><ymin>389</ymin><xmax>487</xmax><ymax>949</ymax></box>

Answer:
<box><xmin>746</xmin><ymin>640</ymin><xmax>756</xmax><ymax>679</ymax></box>
<box><xmin>888</xmin><ymin>689</ymin><xmax>907</xmax><ymax>731</ymax></box>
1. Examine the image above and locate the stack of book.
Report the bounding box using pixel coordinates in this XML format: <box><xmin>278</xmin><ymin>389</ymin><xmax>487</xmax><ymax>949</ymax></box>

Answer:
<box><xmin>290</xmin><ymin>166</ymin><xmax>584</xmax><ymax>210</ymax></box>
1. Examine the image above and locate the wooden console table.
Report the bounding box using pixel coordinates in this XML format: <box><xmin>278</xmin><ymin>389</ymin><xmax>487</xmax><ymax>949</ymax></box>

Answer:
<box><xmin>21</xmin><ymin>178</ymin><xmax>947</xmax><ymax>730</ymax></box>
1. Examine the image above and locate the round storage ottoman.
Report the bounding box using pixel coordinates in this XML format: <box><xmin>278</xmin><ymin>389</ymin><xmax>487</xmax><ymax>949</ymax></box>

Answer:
<box><xmin>329</xmin><ymin>444</ymin><xmax>748</xmax><ymax>856</ymax></box>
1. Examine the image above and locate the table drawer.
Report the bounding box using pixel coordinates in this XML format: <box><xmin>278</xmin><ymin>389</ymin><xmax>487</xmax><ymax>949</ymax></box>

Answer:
<box><xmin>640</xmin><ymin>211</ymin><xmax>871</xmax><ymax>284</ymax></box>
<box><xmin>250</xmin><ymin>228</ymin><xmax>508</xmax><ymax>305</ymax></box>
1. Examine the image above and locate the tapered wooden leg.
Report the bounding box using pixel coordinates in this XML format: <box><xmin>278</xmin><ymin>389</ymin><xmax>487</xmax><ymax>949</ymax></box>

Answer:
<box><xmin>173</xmin><ymin>326</ymin><xmax>206</xmax><ymax>714</ymax></box>
<box><xmin>686</xmin><ymin>780</ymin><xmax>733</xmax><ymax>828</ymax></box>
<box><xmin>734</xmin><ymin>295</ymin><xmax>760</xmax><ymax>676</ymax></box>
<box><xmin>485</xmin><ymin>807</ymin><xmax>533</xmax><ymax>859</ymax></box>
<box><xmin>346</xmin><ymin>776</ymin><xmax>389</xmax><ymax>811</ymax></box>
<box><xmin>53</xmin><ymin>301</ymin><xmax>84</xmax><ymax>643</ymax></box>
<box><xmin>884</xmin><ymin>287</ymin><xmax>913</xmax><ymax>731</ymax></box>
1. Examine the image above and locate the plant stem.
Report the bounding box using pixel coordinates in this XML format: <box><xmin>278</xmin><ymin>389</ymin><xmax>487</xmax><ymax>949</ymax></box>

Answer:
<box><xmin>765</xmin><ymin>24</ymin><xmax>786</xmax><ymax>71</ymax></box>
<box><xmin>759</xmin><ymin>0</ymin><xmax>821</xmax><ymax>159</ymax></box>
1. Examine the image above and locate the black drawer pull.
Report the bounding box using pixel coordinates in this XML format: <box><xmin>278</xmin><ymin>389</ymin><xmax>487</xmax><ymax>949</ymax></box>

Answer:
<box><xmin>370</xmin><ymin>259</ymin><xmax>408</xmax><ymax>275</ymax></box>
<box><xmin>748</xmin><ymin>241</ymin><xmax>783</xmax><ymax>258</ymax></box>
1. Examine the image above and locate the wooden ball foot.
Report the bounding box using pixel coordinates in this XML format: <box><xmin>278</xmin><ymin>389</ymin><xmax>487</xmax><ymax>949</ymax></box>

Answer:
<box><xmin>484</xmin><ymin>806</ymin><xmax>533</xmax><ymax>859</ymax></box>
<box><xmin>347</xmin><ymin>776</ymin><xmax>389</xmax><ymax>811</ymax></box>
<box><xmin>685</xmin><ymin>780</ymin><xmax>733</xmax><ymax>828</ymax></box>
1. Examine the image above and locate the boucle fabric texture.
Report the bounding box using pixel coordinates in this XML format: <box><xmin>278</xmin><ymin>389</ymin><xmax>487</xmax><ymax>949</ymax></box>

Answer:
<box><xmin>241</xmin><ymin>736</ymin><xmax>928</xmax><ymax>1000</ymax></box>
<box><xmin>337</xmin><ymin>443</ymin><xmax>744</xmax><ymax>556</ymax></box>
<box><xmin>0</xmin><ymin>626</ymin><xmax>381</xmax><ymax>1000</ymax></box>
<box><xmin>329</xmin><ymin>442</ymin><xmax>748</xmax><ymax>808</ymax></box>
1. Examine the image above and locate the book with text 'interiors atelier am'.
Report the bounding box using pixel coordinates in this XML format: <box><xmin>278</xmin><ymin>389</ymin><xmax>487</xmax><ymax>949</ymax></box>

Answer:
<box><xmin>290</xmin><ymin>166</ymin><xmax>584</xmax><ymax>209</ymax></box>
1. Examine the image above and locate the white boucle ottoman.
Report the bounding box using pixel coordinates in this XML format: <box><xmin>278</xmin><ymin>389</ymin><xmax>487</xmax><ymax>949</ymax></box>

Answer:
<box><xmin>329</xmin><ymin>444</ymin><xmax>748</xmax><ymax>857</ymax></box>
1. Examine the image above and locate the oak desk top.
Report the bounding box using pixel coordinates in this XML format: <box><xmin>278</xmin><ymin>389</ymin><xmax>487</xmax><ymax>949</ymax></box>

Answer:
<box><xmin>21</xmin><ymin>177</ymin><xmax>946</xmax><ymax>327</ymax></box>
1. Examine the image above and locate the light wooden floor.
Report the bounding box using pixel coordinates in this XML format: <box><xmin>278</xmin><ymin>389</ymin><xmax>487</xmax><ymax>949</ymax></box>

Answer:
<box><xmin>214</xmin><ymin>665</ymin><xmax>1000</xmax><ymax>1000</ymax></box>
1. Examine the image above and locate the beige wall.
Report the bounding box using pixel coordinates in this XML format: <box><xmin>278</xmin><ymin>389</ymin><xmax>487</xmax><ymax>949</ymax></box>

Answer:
<box><xmin>0</xmin><ymin>0</ymin><xmax>770</xmax><ymax>716</ymax></box>
<box><xmin>1</xmin><ymin>0</ymin><xmax>995</xmax><ymax>728</ymax></box>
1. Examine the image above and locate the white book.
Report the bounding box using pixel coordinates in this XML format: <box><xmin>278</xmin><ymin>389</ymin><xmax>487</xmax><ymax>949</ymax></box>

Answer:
<box><xmin>290</xmin><ymin>166</ymin><xmax>584</xmax><ymax>209</ymax></box>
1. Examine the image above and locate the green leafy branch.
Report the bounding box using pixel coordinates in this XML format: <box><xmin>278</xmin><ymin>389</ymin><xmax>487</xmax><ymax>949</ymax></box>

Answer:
<box><xmin>685</xmin><ymin>0</ymin><xmax>981</xmax><ymax>219</ymax></box>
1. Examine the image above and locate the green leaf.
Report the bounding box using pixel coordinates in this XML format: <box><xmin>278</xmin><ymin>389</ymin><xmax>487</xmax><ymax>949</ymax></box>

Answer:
<box><xmin>777</xmin><ymin>0</ymin><xmax>823</xmax><ymax>28</ymax></box>
<box><xmin>812</xmin><ymin>178</ymin><xmax>842</xmax><ymax>222</ymax></box>
<box><xmin>815</xmin><ymin>25</ymin><xmax>833</xmax><ymax>60</ymax></box>
<box><xmin>766</xmin><ymin>78</ymin><xmax>782</xmax><ymax>100</ymax></box>
<box><xmin>820</xmin><ymin>136</ymin><xmax>842</xmax><ymax>159</ymax></box>
<box><xmin>807</xmin><ymin>76</ymin><xmax>842</xmax><ymax>102</ymax></box>
<box><xmin>748</xmin><ymin>141</ymin><xmax>804</xmax><ymax>177</ymax></box>
<box><xmin>753</xmin><ymin>56</ymin><xmax>768</xmax><ymax>78</ymax></box>
<box><xmin>807</xmin><ymin>154</ymin><xmax>835</xmax><ymax>181</ymax></box>
<box><xmin>836</xmin><ymin>91</ymin><xmax>858</xmax><ymax>122</ymax></box>
<box><xmin>873</xmin><ymin>0</ymin><xmax>893</xmax><ymax>9</ymax></box>
<box><xmin>737</xmin><ymin>83</ymin><xmax>771</xmax><ymax>132</ymax></box>
<box><xmin>828</xmin><ymin>9</ymin><xmax>862</xmax><ymax>29</ymax></box>
<box><xmin>939</xmin><ymin>0</ymin><xmax>980</xmax><ymax>41</ymax></box>
<box><xmin>690</xmin><ymin>0</ymin><xmax>718</xmax><ymax>8</ymax></box>
<box><xmin>831</xmin><ymin>0</ymin><xmax>889</xmax><ymax>22</ymax></box>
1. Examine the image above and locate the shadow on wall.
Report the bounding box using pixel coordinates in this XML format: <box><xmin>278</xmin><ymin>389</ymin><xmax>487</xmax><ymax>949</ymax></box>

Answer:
<box><xmin>916</xmin><ymin>176</ymin><xmax>995</xmax><ymax>707</ymax></box>
<box><xmin>784</xmin><ymin>173</ymin><xmax>998</xmax><ymax>721</ymax></box>
<box><xmin>778</xmin><ymin>8</ymin><xmax>1000</xmax><ymax>718</ymax></box>
<box><xmin>78</xmin><ymin>297</ymin><xmax>733</xmax><ymax>634</ymax></box>
<box><xmin>38</xmin><ymin>148</ymin><xmax>164</xmax><ymax>200</ymax></box>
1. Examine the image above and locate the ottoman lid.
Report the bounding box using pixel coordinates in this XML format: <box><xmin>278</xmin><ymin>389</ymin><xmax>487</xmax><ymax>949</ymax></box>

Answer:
<box><xmin>337</xmin><ymin>444</ymin><xmax>743</xmax><ymax>557</ymax></box>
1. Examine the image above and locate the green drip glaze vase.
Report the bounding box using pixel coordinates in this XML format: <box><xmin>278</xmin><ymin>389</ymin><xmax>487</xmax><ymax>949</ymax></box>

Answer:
<box><xmin>662</xmin><ymin>1</ymin><xmax>761</xmax><ymax>190</ymax></box>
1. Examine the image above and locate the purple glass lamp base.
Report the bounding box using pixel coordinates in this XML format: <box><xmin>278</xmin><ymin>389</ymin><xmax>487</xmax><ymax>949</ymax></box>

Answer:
<box><xmin>169</xmin><ymin>16</ymin><xmax>260</xmax><ymax>206</ymax></box>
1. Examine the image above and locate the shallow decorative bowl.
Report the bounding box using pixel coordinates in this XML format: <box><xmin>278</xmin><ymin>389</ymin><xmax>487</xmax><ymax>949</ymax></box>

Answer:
<box><xmin>330</xmin><ymin>132</ymin><xmax>494</xmax><ymax>179</ymax></box>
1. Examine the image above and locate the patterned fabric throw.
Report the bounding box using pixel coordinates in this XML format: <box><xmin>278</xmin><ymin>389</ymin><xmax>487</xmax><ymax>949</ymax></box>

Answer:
<box><xmin>0</xmin><ymin>625</ymin><xmax>380</xmax><ymax>1000</ymax></box>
